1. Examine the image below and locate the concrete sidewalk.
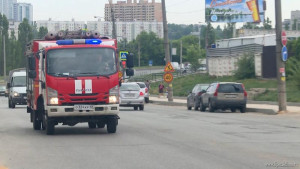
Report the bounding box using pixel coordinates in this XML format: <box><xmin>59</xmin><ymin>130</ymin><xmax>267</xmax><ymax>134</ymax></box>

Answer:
<box><xmin>149</xmin><ymin>96</ymin><xmax>300</xmax><ymax>115</ymax></box>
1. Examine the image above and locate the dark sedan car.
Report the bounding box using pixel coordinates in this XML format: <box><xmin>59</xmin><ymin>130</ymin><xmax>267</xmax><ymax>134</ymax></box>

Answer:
<box><xmin>187</xmin><ymin>84</ymin><xmax>209</xmax><ymax>110</ymax></box>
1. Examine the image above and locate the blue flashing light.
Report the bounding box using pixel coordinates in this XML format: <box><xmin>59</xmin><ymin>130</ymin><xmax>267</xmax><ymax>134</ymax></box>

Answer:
<box><xmin>85</xmin><ymin>39</ymin><xmax>102</xmax><ymax>45</ymax></box>
<box><xmin>56</xmin><ymin>40</ymin><xmax>74</xmax><ymax>45</ymax></box>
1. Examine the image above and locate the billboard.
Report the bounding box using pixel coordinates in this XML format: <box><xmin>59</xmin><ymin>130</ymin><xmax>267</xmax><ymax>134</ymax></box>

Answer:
<box><xmin>205</xmin><ymin>0</ymin><xmax>264</xmax><ymax>23</ymax></box>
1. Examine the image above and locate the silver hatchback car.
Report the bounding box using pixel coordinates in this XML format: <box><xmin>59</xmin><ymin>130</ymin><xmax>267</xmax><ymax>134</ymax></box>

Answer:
<box><xmin>199</xmin><ymin>82</ymin><xmax>247</xmax><ymax>113</ymax></box>
<box><xmin>119</xmin><ymin>82</ymin><xmax>145</xmax><ymax>110</ymax></box>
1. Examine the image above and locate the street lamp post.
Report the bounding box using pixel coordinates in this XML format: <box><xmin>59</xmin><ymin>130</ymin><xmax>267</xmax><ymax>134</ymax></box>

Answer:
<box><xmin>0</xmin><ymin>14</ymin><xmax>7</xmax><ymax>81</ymax></box>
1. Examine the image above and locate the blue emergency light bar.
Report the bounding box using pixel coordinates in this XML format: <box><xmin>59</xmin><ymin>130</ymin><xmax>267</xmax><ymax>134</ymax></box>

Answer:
<box><xmin>56</xmin><ymin>39</ymin><xmax>102</xmax><ymax>45</ymax></box>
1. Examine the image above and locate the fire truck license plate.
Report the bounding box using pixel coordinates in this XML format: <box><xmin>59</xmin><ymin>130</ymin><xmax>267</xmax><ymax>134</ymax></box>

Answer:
<box><xmin>74</xmin><ymin>105</ymin><xmax>94</xmax><ymax>111</ymax></box>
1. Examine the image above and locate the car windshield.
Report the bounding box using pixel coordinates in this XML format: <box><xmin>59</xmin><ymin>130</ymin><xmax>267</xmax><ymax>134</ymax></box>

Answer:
<box><xmin>0</xmin><ymin>86</ymin><xmax>5</xmax><ymax>90</ymax></box>
<box><xmin>218</xmin><ymin>84</ymin><xmax>244</xmax><ymax>93</ymax></box>
<box><xmin>137</xmin><ymin>83</ymin><xmax>146</xmax><ymax>88</ymax></box>
<box><xmin>12</xmin><ymin>76</ymin><xmax>26</xmax><ymax>87</ymax></box>
<box><xmin>120</xmin><ymin>84</ymin><xmax>140</xmax><ymax>91</ymax></box>
<box><xmin>47</xmin><ymin>48</ymin><xmax>117</xmax><ymax>77</ymax></box>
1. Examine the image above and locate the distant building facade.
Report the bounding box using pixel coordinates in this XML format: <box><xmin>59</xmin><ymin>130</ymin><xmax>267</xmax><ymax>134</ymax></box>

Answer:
<box><xmin>105</xmin><ymin>0</ymin><xmax>162</xmax><ymax>22</ymax></box>
<box><xmin>13</xmin><ymin>2</ymin><xmax>33</xmax><ymax>24</ymax></box>
<box><xmin>36</xmin><ymin>19</ymin><xmax>85</xmax><ymax>32</ymax></box>
<box><xmin>0</xmin><ymin>0</ymin><xmax>16</xmax><ymax>20</ymax></box>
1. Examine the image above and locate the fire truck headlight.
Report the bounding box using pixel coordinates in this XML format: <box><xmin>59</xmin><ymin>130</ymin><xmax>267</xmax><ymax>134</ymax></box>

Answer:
<box><xmin>47</xmin><ymin>87</ymin><xmax>58</xmax><ymax>105</ymax></box>
<box><xmin>50</xmin><ymin>97</ymin><xmax>59</xmax><ymax>105</ymax></box>
<box><xmin>13</xmin><ymin>91</ymin><xmax>19</xmax><ymax>97</ymax></box>
<box><xmin>109</xmin><ymin>85</ymin><xmax>119</xmax><ymax>104</ymax></box>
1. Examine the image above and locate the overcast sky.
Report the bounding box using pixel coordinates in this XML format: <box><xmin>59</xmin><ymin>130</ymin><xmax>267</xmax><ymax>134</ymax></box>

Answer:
<box><xmin>19</xmin><ymin>0</ymin><xmax>300</xmax><ymax>27</ymax></box>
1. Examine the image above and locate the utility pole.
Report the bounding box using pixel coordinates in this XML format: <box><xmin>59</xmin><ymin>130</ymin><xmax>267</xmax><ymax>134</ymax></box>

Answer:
<box><xmin>109</xmin><ymin>1</ymin><xmax>117</xmax><ymax>39</ymax></box>
<box><xmin>275</xmin><ymin>0</ymin><xmax>287</xmax><ymax>113</ymax></box>
<box><xmin>180</xmin><ymin>40</ymin><xmax>182</xmax><ymax>76</ymax></box>
<box><xmin>138</xmin><ymin>41</ymin><xmax>141</xmax><ymax>67</ymax></box>
<box><xmin>162</xmin><ymin>0</ymin><xmax>173</xmax><ymax>102</ymax></box>
<box><xmin>3</xmin><ymin>34</ymin><xmax>6</xmax><ymax>80</ymax></box>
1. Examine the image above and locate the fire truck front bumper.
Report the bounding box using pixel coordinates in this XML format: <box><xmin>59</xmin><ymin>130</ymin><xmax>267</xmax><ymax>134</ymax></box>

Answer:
<box><xmin>46</xmin><ymin>104</ymin><xmax>119</xmax><ymax>117</ymax></box>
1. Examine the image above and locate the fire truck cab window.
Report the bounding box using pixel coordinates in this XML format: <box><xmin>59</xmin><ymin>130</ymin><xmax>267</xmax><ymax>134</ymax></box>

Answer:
<box><xmin>46</xmin><ymin>48</ymin><xmax>116</xmax><ymax>76</ymax></box>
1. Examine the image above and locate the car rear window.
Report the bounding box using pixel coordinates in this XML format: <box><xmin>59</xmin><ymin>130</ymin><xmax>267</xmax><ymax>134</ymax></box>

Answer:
<box><xmin>217</xmin><ymin>84</ymin><xmax>244</xmax><ymax>93</ymax></box>
<box><xmin>120</xmin><ymin>84</ymin><xmax>140</xmax><ymax>91</ymax></box>
<box><xmin>137</xmin><ymin>83</ymin><xmax>146</xmax><ymax>88</ymax></box>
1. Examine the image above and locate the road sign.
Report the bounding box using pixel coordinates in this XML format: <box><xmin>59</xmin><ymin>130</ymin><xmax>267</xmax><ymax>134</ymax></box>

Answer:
<box><xmin>120</xmin><ymin>51</ymin><xmax>128</xmax><ymax>61</ymax></box>
<box><xmin>149</xmin><ymin>60</ymin><xmax>153</xmax><ymax>66</ymax></box>
<box><xmin>282</xmin><ymin>31</ymin><xmax>287</xmax><ymax>46</ymax></box>
<box><xmin>164</xmin><ymin>62</ymin><xmax>175</xmax><ymax>72</ymax></box>
<box><xmin>282</xmin><ymin>46</ymin><xmax>288</xmax><ymax>62</ymax></box>
<box><xmin>163</xmin><ymin>73</ymin><xmax>173</xmax><ymax>83</ymax></box>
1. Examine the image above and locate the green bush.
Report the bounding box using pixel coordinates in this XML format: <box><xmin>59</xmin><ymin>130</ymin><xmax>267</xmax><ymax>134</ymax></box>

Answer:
<box><xmin>234</xmin><ymin>53</ymin><xmax>255</xmax><ymax>80</ymax></box>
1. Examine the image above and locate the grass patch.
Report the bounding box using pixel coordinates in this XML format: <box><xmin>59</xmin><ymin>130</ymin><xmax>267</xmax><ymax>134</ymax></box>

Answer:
<box><xmin>148</xmin><ymin>73</ymin><xmax>299</xmax><ymax>102</ymax></box>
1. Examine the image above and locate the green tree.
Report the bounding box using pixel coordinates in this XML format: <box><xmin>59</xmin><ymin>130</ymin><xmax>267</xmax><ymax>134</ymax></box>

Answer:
<box><xmin>234</xmin><ymin>53</ymin><xmax>255</xmax><ymax>79</ymax></box>
<box><xmin>38</xmin><ymin>26</ymin><xmax>48</xmax><ymax>39</ymax></box>
<box><xmin>263</xmin><ymin>17</ymin><xmax>272</xmax><ymax>30</ymax></box>
<box><xmin>18</xmin><ymin>18</ymin><xmax>33</xmax><ymax>68</ymax></box>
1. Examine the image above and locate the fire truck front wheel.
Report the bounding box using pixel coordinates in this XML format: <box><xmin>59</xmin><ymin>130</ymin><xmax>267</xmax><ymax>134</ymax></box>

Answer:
<box><xmin>33</xmin><ymin>111</ymin><xmax>42</xmax><ymax>130</ymax></box>
<box><xmin>107</xmin><ymin>118</ymin><xmax>118</xmax><ymax>133</ymax></box>
<box><xmin>46</xmin><ymin>118</ymin><xmax>55</xmax><ymax>135</ymax></box>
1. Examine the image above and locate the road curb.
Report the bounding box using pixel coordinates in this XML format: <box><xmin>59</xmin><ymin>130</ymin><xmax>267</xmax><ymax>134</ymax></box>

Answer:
<box><xmin>150</xmin><ymin>100</ymin><xmax>278</xmax><ymax>115</ymax></box>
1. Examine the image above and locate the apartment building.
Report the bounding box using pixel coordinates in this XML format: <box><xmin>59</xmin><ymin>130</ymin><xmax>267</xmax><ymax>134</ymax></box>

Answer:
<box><xmin>105</xmin><ymin>0</ymin><xmax>162</xmax><ymax>22</ymax></box>
<box><xmin>36</xmin><ymin>18</ymin><xmax>85</xmax><ymax>32</ymax></box>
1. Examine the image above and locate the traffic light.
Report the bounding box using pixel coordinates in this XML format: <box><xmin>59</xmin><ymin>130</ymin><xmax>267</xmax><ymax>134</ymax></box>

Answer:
<box><xmin>126</xmin><ymin>53</ymin><xmax>134</xmax><ymax>68</ymax></box>
<box><xmin>121</xmin><ymin>61</ymin><xmax>126</xmax><ymax>68</ymax></box>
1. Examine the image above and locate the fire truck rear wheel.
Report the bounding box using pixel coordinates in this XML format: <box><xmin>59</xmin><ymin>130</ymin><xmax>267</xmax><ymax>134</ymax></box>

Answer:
<box><xmin>46</xmin><ymin>119</ymin><xmax>55</xmax><ymax>135</ymax></box>
<box><xmin>88</xmin><ymin>122</ymin><xmax>97</xmax><ymax>129</ymax></box>
<box><xmin>107</xmin><ymin>118</ymin><xmax>117</xmax><ymax>133</ymax></box>
<box><xmin>33</xmin><ymin>111</ymin><xmax>41</xmax><ymax>130</ymax></box>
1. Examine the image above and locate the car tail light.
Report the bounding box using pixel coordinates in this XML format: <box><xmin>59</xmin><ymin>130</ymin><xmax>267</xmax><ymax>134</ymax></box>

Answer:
<box><xmin>140</xmin><ymin>92</ymin><xmax>144</xmax><ymax>96</ymax></box>
<box><xmin>242</xmin><ymin>84</ymin><xmax>247</xmax><ymax>97</ymax></box>
<box><xmin>145</xmin><ymin>88</ymin><xmax>148</xmax><ymax>93</ymax></box>
<box><xmin>214</xmin><ymin>84</ymin><xmax>220</xmax><ymax>97</ymax></box>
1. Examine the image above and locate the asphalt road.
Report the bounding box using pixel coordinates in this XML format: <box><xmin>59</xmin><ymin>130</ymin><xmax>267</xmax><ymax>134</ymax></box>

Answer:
<box><xmin>0</xmin><ymin>97</ymin><xmax>300</xmax><ymax>169</ymax></box>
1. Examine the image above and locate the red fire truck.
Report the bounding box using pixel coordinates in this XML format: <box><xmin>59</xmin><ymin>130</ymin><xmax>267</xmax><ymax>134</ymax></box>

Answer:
<box><xmin>26</xmin><ymin>31</ymin><xmax>125</xmax><ymax>135</ymax></box>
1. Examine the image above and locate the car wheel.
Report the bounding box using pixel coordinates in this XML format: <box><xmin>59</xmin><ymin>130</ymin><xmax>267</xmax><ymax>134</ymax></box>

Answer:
<box><xmin>107</xmin><ymin>118</ymin><xmax>117</xmax><ymax>133</ymax></box>
<box><xmin>134</xmin><ymin>106</ymin><xmax>138</xmax><ymax>110</ymax></box>
<box><xmin>240</xmin><ymin>105</ymin><xmax>246</xmax><ymax>113</ymax></box>
<box><xmin>8</xmin><ymin>98</ymin><xmax>11</xmax><ymax>108</ymax></box>
<box><xmin>33</xmin><ymin>111</ymin><xmax>41</xmax><ymax>130</ymax></box>
<box><xmin>46</xmin><ymin>118</ymin><xmax>55</xmax><ymax>135</ymax></box>
<box><xmin>139</xmin><ymin>105</ymin><xmax>144</xmax><ymax>111</ymax></box>
<box><xmin>208</xmin><ymin>101</ymin><xmax>214</xmax><ymax>112</ymax></box>
<box><xmin>194</xmin><ymin>101</ymin><xmax>199</xmax><ymax>111</ymax></box>
<box><xmin>88</xmin><ymin>122</ymin><xmax>97</xmax><ymax>129</ymax></box>
<box><xmin>231</xmin><ymin>108</ymin><xmax>236</xmax><ymax>112</ymax></box>
<box><xmin>199</xmin><ymin>101</ymin><xmax>206</xmax><ymax>112</ymax></box>
<box><xmin>145</xmin><ymin>97</ymin><xmax>149</xmax><ymax>103</ymax></box>
<box><xmin>97</xmin><ymin>122</ymin><xmax>105</xmax><ymax>128</ymax></box>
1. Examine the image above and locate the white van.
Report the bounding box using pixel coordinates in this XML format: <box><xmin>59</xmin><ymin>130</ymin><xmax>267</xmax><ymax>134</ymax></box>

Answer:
<box><xmin>7</xmin><ymin>70</ymin><xmax>27</xmax><ymax>108</ymax></box>
<box><xmin>171</xmin><ymin>62</ymin><xmax>180</xmax><ymax>70</ymax></box>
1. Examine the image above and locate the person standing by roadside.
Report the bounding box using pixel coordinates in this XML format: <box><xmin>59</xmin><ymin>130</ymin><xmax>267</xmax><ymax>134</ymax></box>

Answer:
<box><xmin>145</xmin><ymin>80</ymin><xmax>150</xmax><ymax>90</ymax></box>
<box><xmin>158</xmin><ymin>82</ymin><xmax>165</xmax><ymax>98</ymax></box>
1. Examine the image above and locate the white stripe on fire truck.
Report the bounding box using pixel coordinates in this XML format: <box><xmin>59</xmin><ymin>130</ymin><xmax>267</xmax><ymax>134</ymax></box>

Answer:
<box><xmin>85</xmin><ymin>80</ymin><xmax>92</xmax><ymax>94</ymax></box>
<box><xmin>75</xmin><ymin>80</ymin><xmax>82</xmax><ymax>94</ymax></box>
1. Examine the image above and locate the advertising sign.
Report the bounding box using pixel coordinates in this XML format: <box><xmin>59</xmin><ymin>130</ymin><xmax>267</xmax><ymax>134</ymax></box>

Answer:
<box><xmin>205</xmin><ymin>0</ymin><xmax>264</xmax><ymax>23</ymax></box>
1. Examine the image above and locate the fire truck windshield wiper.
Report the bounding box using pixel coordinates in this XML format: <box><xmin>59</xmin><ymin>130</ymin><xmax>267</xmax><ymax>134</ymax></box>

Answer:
<box><xmin>76</xmin><ymin>72</ymin><xmax>110</xmax><ymax>79</ymax></box>
<box><xmin>49</xmin><ymin>73</ymin><xmax>77</xmax><ymax>79</ymax></box>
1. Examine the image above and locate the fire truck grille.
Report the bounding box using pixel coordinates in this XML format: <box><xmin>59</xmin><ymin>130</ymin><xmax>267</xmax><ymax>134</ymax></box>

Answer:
<box><xmin>70</xmin><ymin>98</ymin><xmax>97</xmax><ymax>102</ymax></box>
<box><xmin>69</xmin><ymin>93</ymin><xmax>98</xmax><ymax>96</ymax></box>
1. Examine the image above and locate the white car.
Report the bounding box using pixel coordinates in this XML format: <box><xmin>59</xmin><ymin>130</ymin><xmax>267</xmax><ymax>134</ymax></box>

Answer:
<box><xmin>136</xmin><ymin>82</ymin><xmax>150</xmax><ymax>103</ymax></box>
<box><xmin>119</xmin><ymin>83</ymin><xmax>145</xmax><ymax>110</ymax></box>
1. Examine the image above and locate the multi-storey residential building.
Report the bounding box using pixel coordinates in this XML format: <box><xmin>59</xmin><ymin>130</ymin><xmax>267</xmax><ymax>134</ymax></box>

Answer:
<box><xmin>13</xmin><ymin>2</ymin><xmax>33</xmax><ymax>24</ymax></box>
<box><xmin>36</xmin><ymin>19</ymin><xmax>85</xmax><ymax>32</ymax></box>
<box><xmin>105</xmin><ymin>0</ymin><xmax>162</xmax><ymax>22</ymax></box>
<box><xmin>96</xmin><ymin>21</ymin><xmax>163</xmax><ymax>42</ymax></box>
<box><xmin>0</xmin><ymin>0</ymin><xmax>16</xmax><ymax>20</ymax></box>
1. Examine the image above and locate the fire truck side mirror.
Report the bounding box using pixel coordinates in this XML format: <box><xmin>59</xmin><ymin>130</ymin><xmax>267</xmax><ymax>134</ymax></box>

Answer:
<box><xmin>126</xmin><ymin>53</ymin><xmax>134</xmax><ymax>68</ymax></box>
<box><xmin>28</xmin><ymin>70</ymin><xmax>36</xmax><ymax>79</ymax></box>
<box><xmin>126</xmin><ymin>68</ymin><xmax>134</xmax><ymax>76</ymax></box>
<box><xmin>28</xmin><ymin>57</ymin><xmax>36</xmax><ymax>70</ymax></box>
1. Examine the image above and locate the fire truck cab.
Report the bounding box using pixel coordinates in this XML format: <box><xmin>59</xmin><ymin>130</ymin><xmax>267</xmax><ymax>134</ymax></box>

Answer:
<box><xmin>26</xmin><ymin>31</ymin><xmax>120</xmax><ymax>135</ymax></box>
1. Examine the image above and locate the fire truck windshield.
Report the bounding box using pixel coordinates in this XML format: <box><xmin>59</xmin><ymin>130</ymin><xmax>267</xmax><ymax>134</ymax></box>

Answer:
<box><xmin>46</xmin><ymin>48</ymin><xmax>117</xmax><ymax>77</ymax></box>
